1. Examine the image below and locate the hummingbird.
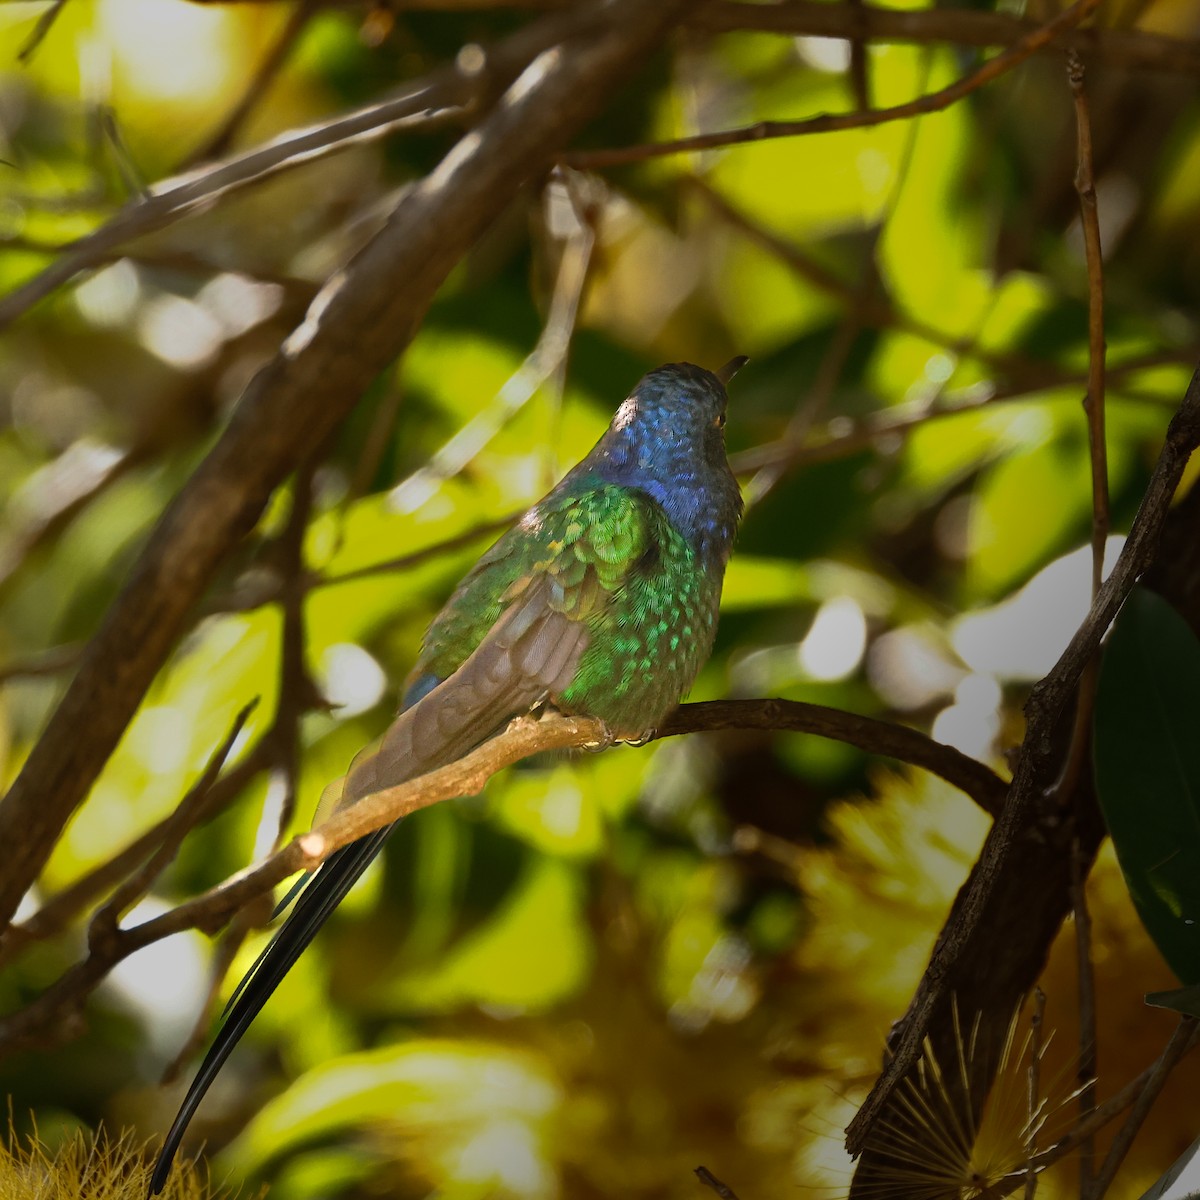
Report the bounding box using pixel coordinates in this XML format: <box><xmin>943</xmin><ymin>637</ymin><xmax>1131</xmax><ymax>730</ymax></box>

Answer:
<box><xmin>149</xmin><ymin>358</ymin><xmax>746</xmax><ymax>1193</ymax></box>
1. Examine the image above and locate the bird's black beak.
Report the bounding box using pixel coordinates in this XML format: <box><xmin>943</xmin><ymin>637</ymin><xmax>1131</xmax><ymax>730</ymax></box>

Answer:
<box><xmin>714</xmin><ymin>356</ymin><xmax>749</xmax><ymax>385</ymax></box>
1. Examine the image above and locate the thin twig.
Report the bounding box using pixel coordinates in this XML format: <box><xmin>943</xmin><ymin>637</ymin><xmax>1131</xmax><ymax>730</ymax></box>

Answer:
<box><xmin>1085</xmin><ymin>1019</ymin><xmax>1200</xmax><ymax>1199</ymax></box>
<box><xmin>315</xmin><ymin>513</ymin><xmax>521</xmax><ymax>590</ymax></box>
<box><xmin>1069</xmin><ymin>52</ymin><xmax>1110</xmax><ymax>603</ymax></box>
<box><xmin>845</xmin><ymin>0</ymin><xmax>872</xmax><ymax>111</ymax></box>
<box><xmin>695</xmin><ymin>1166</ymin><xmax>742</xmax><ymax>1200</ymax></box>
<box><xmin>687</xmin><ymin>178</ymin><xmax>1055</xmax><ymax>391</ymax></box>
<box><xmin>0</xmin><ymin>643</ymin><xmax>82</xmax><ymax>686</ymax></box>
<box><xmin>341</xmin><ymin>382</ymin><xmax>407</xmax><ymax>518</ymax></box>
<box><xmin>566</xmin><ymin>0</ymin><xmax>1102</xmax><ymax>168</ymax></box>
<box><xmin>0</xmin><ymin>442</ymin><xmax>146</xmax><ymax>594</ymax></box>
<box><xmin>1047</xmin><ymin>52</ymin><xmax>1110</xmax><ymax>809</ymax></box>
<box><xmin>98</xmin><ymin>107</ymin><xmax>151</xmax><ymax>202</ymax></box>
<box><xmin>183</xmin><ymin>0</ymin><xmax>321</xmax><ymax>166</ymax></box>
<box><xmin>1024</xmin><ymin>988</ymin><xmax>1047</xmax><ymax>1200</ymax></box>
<box><xmin>158</xmin><ymin>908</ymin><xmax>261</xmax><ymax>1086</ymax></box>
<box><xmin>388</xmin><ymin>182</ymin><xmax>597</xmax><ymax>513</ymax></box>
<box><xmin>694</xmin><ymin>0</ymin><xmax>1200</xmax><ymax>75</ymax></box>
<box><xmin>993</xmin><ymin>1019</ymin><xmax>1200</xmax><ymax>1196</ymax></box>
<box><xmin>729</xmin><ymin>349</ymin><xmax>1188</xmax><ymax>478</ymax></box>
<box><xmin>87</xmin><ymin>702</ymin><xmax>259</xmax><ymax>949</ymax></box>
<box><xmin>1070</xmin><ymin>838</ymin><xmax>1098</xmax><ymax>1195</ymax></box>
<box><xmin>272</xmin><ymin>461</ymin><xmax>326</xmax><ymax>837</ymax></box>
<box><xmin>17</xmin><ymin>0</ymin><xmax>71</xmax><ymax>62</ymax></box>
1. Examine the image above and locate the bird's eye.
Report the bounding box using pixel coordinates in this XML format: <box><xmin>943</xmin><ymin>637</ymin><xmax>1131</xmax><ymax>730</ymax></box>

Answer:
<box><xmin>715</xmin><ymin>412</ymin><xmax>726</xmax><ymax>428</ymax></box>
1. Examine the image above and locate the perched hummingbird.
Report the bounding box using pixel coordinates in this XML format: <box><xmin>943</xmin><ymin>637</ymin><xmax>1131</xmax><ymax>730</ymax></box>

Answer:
<box><xmin>149</xmin><ymin>359</ymin><xmax>745</xmax><ymax>1193</ymax></box>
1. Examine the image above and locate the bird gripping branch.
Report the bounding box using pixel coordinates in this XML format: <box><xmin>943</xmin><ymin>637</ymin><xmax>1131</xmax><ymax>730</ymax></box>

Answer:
<box><xmin>150</xmin><ymin>358</ymin><xmax>746</xmax><ymax>1193</ymax></box>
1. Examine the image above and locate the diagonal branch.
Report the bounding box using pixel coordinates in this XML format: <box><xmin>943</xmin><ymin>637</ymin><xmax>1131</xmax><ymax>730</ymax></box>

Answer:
<box><xmin>0</xmin><ymin>8</ymin><xmax>595</xmax><ymax>332</ymax></box>
<box><xmin>845</xmin><ymin>364</ymin><xmax>1200</xmax><ymax>1160</ymax></box>
<box><xmin>566</xmin><ymin>0</ymin><xmax>1102</xmax><ymax>169</ymax></box>
<box><xmin>0</xmin><ymin>0</ymin><xmax>699</xmax><ymax>931</ymax></box>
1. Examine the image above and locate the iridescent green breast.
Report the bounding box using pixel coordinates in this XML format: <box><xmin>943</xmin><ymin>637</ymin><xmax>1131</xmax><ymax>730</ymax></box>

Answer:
<box><xmin>555</xmin><ymin>518</ymin><xmax>719</xmax><ymax>732</ymax></box>
<box><xmin>410</xmin><ymin>478</ymin><xmax>724</xmax><ymax>735</ymax></box>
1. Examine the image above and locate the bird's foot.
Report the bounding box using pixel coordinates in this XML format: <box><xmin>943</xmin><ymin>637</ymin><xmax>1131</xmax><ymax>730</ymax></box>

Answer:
<box><xmin>581</xmin><ymin>720</ymin><xmax>615</xmax><ymax>753</ymax></box>
<box><xmin>620</xmin><ymin>728</ymin><xmax>657</xmax><ymax>747</ymax></box>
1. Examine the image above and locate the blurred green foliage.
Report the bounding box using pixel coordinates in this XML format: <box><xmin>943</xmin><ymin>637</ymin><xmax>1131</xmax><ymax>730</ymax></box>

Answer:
<box><xmin>2</xmin><ymin>0</ymin><xmax>1200</xmax><ymax>1197</ymax></box>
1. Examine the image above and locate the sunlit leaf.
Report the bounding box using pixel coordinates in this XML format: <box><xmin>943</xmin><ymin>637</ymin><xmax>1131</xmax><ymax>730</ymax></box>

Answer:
<box><xmin>224</xmin><ymin>1039</ymin><xmax>561</xmax><ymax>1197</ymax></box>
<box><xmin>382</xmin><ymin>857</ymin><xmax>591</xmax><ymax>1012</ymax></box>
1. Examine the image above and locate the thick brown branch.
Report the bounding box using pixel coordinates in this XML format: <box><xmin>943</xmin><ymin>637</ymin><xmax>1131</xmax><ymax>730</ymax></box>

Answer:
<box><xmin>845</xmin><ymin>365</ymin><xmax>1200</xmax><ymax>1158</ymax></box>
<box><xmin>0</xmin><ymin>0</ymin><xmax>697</xmax><ymax>931</ymax></box>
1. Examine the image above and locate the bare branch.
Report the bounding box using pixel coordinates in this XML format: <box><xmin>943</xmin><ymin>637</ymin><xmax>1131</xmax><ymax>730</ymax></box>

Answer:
<box><xmin>565</xmin><ymin>0</ymin><xmax>1102</xmax><ymax>169</ymax></box>
<box><xmin>695</xmin><ymin>0</ymin><xmax>1200</xmax><ymax>76</ymax></box>
<box><xmin>0</xmin><ymin>0</ymin><xmax>700</xmax><ymax>931</ymax></box>
<box><xmin>660</xmin><ymin>700</ymin><xmax>1008</xmax><ymax>818</ymax></box>
<box><xmin>846</xmin><ymin>364</ymin><xmax>1200</xmax><ymax>1157</ymax></box>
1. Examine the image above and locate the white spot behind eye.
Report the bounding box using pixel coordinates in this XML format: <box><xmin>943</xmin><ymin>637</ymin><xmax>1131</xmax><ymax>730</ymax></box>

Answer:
<box><xmin>613</xmin><ymin>396</ymin><xmax>638</xmax><ymax>430</ymax></box>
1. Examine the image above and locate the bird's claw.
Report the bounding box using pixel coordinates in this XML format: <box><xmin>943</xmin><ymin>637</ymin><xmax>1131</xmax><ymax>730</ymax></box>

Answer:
<box><xmin>582</xmin><ymin>721</ymin><xmax>615</xmax><ymax>753</ymax></box>
<box><xmin>621</xmin><ymin>728</ymin><xmax>657</xmax><ymax>747</ymax></box>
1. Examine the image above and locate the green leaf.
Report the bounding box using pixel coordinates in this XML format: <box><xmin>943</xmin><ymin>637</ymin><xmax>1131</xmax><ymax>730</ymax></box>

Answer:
<box><xmin>1094</xmin><ymin>586</ymin><xmax>1200</xmax><ymax>984</ymax></box>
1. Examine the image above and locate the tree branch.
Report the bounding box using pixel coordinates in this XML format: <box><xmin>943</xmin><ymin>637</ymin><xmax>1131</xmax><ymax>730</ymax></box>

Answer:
<box><xmin>660</xmin><ymin>700</ymin><xmax>1007</xmax><ymax>817</ymax></box>
<box><xmin>695</xmin><ymin>0</ymin><xmax>1200</xmax><ymax>76</ymax></box>
<box><xmin>0</xmin><ymin>0</ymin><xmax>698</xmax><ymax>931</ymax></box>
<box><xmin>566</xmin><ymin>0</ymin><xmax>1102</xmax><ymax>169</ymax></box>
<box><xmin>0</xmin><ymin>9</ymin><xmax>590</xmax><ymax>332</ymax></box>
<box><xmin>845</xmin><ymin>364</ymin><xmax>1200</xmax><ymax>1158</ymax></box>
<box><xmin>0</xmin><ymin>692</ymin><xmax>1004</xmax><ymax>1053</ymax></box>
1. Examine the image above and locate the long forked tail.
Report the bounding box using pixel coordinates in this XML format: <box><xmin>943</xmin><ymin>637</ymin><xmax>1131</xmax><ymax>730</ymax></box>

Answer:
<box><xmin>149</xmin><ymin>578</ymin><xmax>587</xmax><ymax>1194</ymax></box>
<box><xmin>148</xmin><ymin>825</ymin><xmax>392</xmax><ymax>1194</ymax></box>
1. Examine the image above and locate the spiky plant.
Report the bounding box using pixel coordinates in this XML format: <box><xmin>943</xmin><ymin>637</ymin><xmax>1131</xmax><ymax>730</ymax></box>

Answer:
<box><xmin>0</xmin><ymin>1123</ymin><xmax>258</xmax><ymax>1200</ymax></box>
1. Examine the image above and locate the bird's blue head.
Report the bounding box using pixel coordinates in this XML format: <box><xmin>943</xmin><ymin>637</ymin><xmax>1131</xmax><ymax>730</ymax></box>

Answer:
<box><xmin>578</xmin><ymin>360</ymin><xmax>745</xmax><ymax>561</ymax></box>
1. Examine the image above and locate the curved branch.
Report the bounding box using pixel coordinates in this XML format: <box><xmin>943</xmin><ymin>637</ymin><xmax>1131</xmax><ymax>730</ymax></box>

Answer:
<box><xmin>566</xmin><ymin>0</ymin><xmax>1101</xmax><ymax>170</ymax></box>
<box><xmin>696</xmin><ymin>0</ymin><xmax>1200</xmax><ymax>76</ymax></box>
<box><xmin>0</xmin><ymin>694</ymin><xmax>1003</xmax><ymax>1054</ymax></box>
<box><xmin>660</xmin><ymin>700</ymin><xmax>1007</xmax><ymax>817</ymax></box>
